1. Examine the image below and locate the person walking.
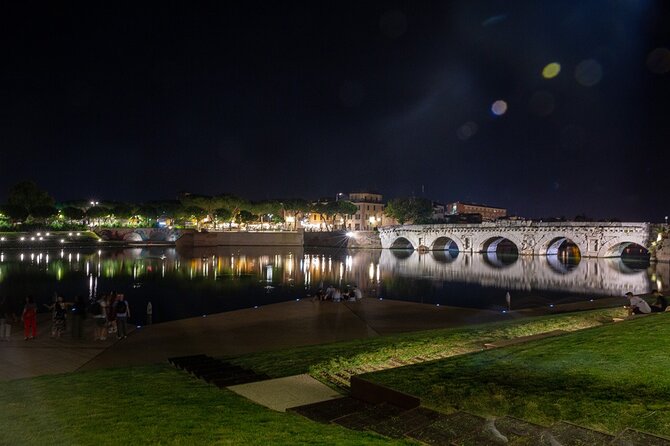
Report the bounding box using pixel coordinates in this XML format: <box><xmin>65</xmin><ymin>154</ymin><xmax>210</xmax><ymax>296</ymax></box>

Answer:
<box><xmin>0</xmin><ymin>297</ymin><xmax>11</xmax><ymax>341</ymax></box>
<box><xmin>22</xmin><ymin>297</ymin><xmax>37</xmax><ymax>340</ymax></box>
<box><xmin>114</xmin><ymin>294</ymin><xmax>130</xmax><ymax>339</ymax></box>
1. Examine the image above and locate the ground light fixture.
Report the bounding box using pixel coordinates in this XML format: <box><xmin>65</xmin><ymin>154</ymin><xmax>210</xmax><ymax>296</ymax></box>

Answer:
<box><xmin>346</xmin><ymin>232</ymin><xmax>355</xmax><ymax>237</ymax></box>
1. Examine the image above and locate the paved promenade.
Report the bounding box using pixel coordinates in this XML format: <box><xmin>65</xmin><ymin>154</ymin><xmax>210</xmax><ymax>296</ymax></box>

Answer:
<box><xmin>0</xmin><ymin>295</ymin><xmax>629</xmax><ymax>381</ymax></box>
<box><xmin>1</xmin><ymin>299</ymin><xmax>509</xmax><ymax>380</ymax></box>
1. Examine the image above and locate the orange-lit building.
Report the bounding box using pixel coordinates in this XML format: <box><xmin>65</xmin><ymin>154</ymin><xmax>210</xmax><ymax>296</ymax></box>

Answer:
<box><xmin>446</xmin><ymin>201</ymin><xmax>507</xmax><ymax>221</ymax></box>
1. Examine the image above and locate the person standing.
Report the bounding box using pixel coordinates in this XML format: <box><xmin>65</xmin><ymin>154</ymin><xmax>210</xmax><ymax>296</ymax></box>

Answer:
<box><xmin>90</xmin><ymin>296</ymin><xmax>107</xmax><ymax>341</ymax></box>
<box><xmin>22</xmin><ymin>297</ymin><xmax>37</xmax><ymax>340</ymax></box>
<box><xmin>0</xmin><ymin>297</ymin><xmax>11</xmax><ymax>341</ymax></box>
<box><xmin>115</xmin><ymin>294</ymin><xmax>130</xmax><ymax>339</ymax></box>
<box><xmin>51</xmin><ymin>296</ymin><xmax>67</xmax><ymax>338</ymax></box>
<box><xmin>146</xmin><ymin>301</ymin><xmax>153</xmax><ymax>325</ymax></box>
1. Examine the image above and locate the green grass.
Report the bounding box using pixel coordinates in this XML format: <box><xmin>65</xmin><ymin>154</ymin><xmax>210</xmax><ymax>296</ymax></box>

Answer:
<box><xmin>227</xmin><ymin>308</ymin><xmax>627</xmax><ymax>388</ymax></box>
<box><xmin>0</xmin><ymin>365</ymin><xmax>412</xmax><ymax>446</ymax></box>
<box><xmin>363</xmin><ymin>313</ymin><xmax>670</xmax><ymax>437</ymax></box>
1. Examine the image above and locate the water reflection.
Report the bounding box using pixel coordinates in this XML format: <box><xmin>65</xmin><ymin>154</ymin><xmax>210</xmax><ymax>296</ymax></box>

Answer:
<box><xmin>0</xmin><ymin>247</ymin><xmax>665</xmax><ymax>322</ymax></box>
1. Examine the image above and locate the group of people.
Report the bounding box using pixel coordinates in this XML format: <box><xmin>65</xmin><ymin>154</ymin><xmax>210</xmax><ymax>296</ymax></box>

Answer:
<box><xmin>312</xmin><ymin>285</ymin><xmax>363</xmax><ymax>302</ymax></box>
<box><xmin>0</xmin><ymin>293</ymin><xmax>136</xmax><ymax>341</ymax></box>
<box><xmin>626</xmin><ymin>289</ymin><xmax>668</xmax><ymax>315</ymax></box>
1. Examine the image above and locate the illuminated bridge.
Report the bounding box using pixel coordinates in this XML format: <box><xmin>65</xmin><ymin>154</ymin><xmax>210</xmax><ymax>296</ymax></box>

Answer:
<box><xmin>379</xmin><ymin>221</ymin><xmax>652</xmax><ymax>258</ymax></box>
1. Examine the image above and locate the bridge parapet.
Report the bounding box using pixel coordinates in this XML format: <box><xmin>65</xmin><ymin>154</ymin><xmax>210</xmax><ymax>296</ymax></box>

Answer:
<box><xmin>379</xmin><ymin>221</ymin><xmax>652</xmax><ymax>259</ymax></box>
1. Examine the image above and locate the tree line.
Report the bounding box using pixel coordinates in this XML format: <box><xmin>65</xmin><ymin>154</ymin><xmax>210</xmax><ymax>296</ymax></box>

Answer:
<box><xmin>0</xmin><ymin>181</ymin><xmax>361</xmax><ymax>230</ymax></box>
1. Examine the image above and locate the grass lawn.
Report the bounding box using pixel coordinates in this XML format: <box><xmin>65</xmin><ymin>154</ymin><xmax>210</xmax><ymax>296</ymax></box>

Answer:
<box><xmin>363</xmin><ymin>313</ymin><xmax>670</xmax><ymax>437</ymax></box>
<box><xmin>228</xmin><ymin>308</ymin><xmax>627</xmax><ymax>388</ymax></box>
<box><xmin>0</xmin><ymin>365</ymin><xmax>412</xmax><ymax>446</ymax></box>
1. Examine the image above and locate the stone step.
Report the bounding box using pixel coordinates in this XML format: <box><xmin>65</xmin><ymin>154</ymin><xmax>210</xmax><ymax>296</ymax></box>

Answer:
<box><xmin>484</xmin><ymin>330</ymin><xmax>568</xmax><ymax>349</ymax></box>
<box><xmin>192</xmin><ymin>364</ymin><xmax>246</xmax><ymax>379</ymax></box>
<box><xmin>210</xmin><ymin>372</ymin><xmax>269</xmax><ymax>388</ymax></box>
<box><xmin>288</xmin><ymin>396</ymin><xmax>373</xmax><ymax>423</ymax></box>
<box><xmin>333</xmin><ymin>402</ymin><xmax>405</xmax><ymax>431</ymax></box>
<box><xmin>406</xmin><ymin>411</ymin><xmax>487</xmax><ymax>445</ymax></box>
<box><xmin>368</xmin><ymin>407</ymin><xmax>446</xmax><ymax>439</ymax></box>
<box><xmin>545</xmin><ymin>421</ymin><xmax>615</xmax><ymax>446</ymax></box>
<box><xmin>612</xmin><ymin>428</ymin><xmax>670</xmax><ymax>446</ymax></box>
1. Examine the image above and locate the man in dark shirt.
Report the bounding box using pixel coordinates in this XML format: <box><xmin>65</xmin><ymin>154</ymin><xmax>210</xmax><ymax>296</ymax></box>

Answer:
<box><xmin>650</xmin><ymin>289</ymin><xmax>668</xmax><ymax>313</ymax></box>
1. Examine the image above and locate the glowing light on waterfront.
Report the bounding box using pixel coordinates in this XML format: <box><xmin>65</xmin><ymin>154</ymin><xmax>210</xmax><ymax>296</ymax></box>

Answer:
<box><xmin>491</xmin><ymin>100</ymin><xmax>507</xmax><ymax>116</ymax></box>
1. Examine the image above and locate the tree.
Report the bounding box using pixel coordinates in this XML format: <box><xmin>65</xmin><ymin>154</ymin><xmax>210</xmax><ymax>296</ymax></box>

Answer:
<box><xmin>136</xmin><ymin>205</ymin><xmax>158</xmax><ymax>223</ymax></box>
<box><xmin>311</xmin><ymin>200</ymin><xmax>357</xmax><ymax>230</ymax></box>
<box><xmin>237</xmin><ymin>210</ymin><xmax>257</xmax><ymax>225</ymax></box>
<box><xmin>0</xmin><ymin>204</ymin><xmax>29</xmax><ymax>224</ymax></box>
<box><xmin>384</xmin><ymin>197</ymin><xmax>432</xmax><ymax>225</ymax></box>
<box><xmin>61</xmin><ymin>206</ymin><xmax>85</xmax><ymax>223</ymax></box>
<box><xmin>112</xmin><ymin>204</ymin><xmax>136</xmax><ymax>220</ymax></box>
<box><xmin>7</xmin><ymin>181</ymin><xmax>54</xmax><ymax>213</ymax></box>
<box><xmin>86</xmin><ymin>206</ymin><xmax>110</xmax><ymax>226</ymax></box>
<box><xmin>30</xmin><ymin>205</ymin><xmax>58</xmax><ymax>223</ymax></box>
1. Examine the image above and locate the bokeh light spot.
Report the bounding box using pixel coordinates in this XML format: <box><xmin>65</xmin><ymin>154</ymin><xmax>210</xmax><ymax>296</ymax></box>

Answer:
<box><xmin>646</xmin><ymin>47</ymin><xmax>670</xmax><ymax>74</ymax></box>
<box><xmin>491</xmin><ymin>100</ymin><xmax>507</xmax><ymax>116</ymax></box>
<box><xmin>457</xmin><ymin>121</ymin><xmax>478</xmax><ymax>140</ymax></box>
<box><xmin>575</xmin><ymin>59</ymin><xmax>603</xmax><ymax>87</ymax></box>
<box><xmin>542</xmin><ymin>62</ymin><xmax>561</xmax><ymax>79</ymax></box>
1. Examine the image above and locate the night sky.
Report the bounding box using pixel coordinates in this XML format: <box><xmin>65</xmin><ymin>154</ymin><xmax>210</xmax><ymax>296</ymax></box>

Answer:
<box><xmin>1</xmin><ymin>1</ymin><xmax>668</xmax><ymax>221</ymax></box>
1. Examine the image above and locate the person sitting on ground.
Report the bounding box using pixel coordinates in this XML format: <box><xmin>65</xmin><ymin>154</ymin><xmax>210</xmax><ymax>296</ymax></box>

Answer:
<box><xmin>650</xmin><ymin>289</ymin><xmax>668</xmax><ymax>313</ymax></box>
<box><xmin>324</xmin><ymin>285</ymin><xmax>334</xmax><ymax>301</ymax></box>
<box><xmin>332</xmin><ymin>288</ymin><xmax>342</xmax><ymax>303</ymax></box>
<box><xmin>626</xmin><ymin>292</ymin><xmax>651</xmax><ymax>315</ymax></box>
<box><xmin>353</xmin><ymin>286</ymin><xmax>362</xmax><ymax>300</ymax></box>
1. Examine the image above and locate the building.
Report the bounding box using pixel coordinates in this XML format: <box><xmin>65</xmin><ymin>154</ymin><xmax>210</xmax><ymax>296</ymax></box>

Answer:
<box><xmin>446</xmin><ymin>201</ymin><xmax>507</xmax><ymax>221</ymax></box>
<box><xmin>345</xmin><ymin>192</ymin><xmax>390</xmax><ymax>231</ymax></box>
<box><xmin>432</xmin><ymin>201</ymin><xmax>446</xmax><ymax>221</ymax></box>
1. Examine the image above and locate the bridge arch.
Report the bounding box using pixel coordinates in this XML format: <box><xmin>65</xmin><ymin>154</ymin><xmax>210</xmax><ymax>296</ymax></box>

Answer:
<box><xmin>601</xmin><ymin>241</ymin><xmax>649</xmax><ymax>259</ymax></box>
<box><xmin>390</xmin><ymin>237</ymin><xmax>415</xmax><ymax>250</ymax></box>
<box><xmin>538</xmin><ymin>235</ymin><xmax>585</xmax><ymax>257</ymax></box>
<box><xmin>479</xmin><ymin>236</ymin><xmax>520</xmax><ymax>255</ymax></box>
<box><xmin>431</xmin><ymin>236</ymin><xmax>462</xmax><ymax>252</ymax></box>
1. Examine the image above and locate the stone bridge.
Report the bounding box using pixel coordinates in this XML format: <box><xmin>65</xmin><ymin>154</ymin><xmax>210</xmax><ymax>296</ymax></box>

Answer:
<box><xmin>379</xmin><ymin>221</ymin><xmax>652</xmax><ymax>258</ymax></box>
<box><xmin>378</xmin><ymin>250</ymin><xmax>652</xmax><ymax>296</ymax></box>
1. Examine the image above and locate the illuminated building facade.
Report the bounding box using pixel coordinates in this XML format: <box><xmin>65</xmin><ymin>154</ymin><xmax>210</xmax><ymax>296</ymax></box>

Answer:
<box><xmin>447</xmin><ymin>201</ymin><xmax>507</xmax><ymax>221</ymax></box>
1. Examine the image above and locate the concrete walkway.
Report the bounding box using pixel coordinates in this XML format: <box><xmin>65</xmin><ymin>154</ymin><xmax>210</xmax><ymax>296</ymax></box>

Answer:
<box><xmin>1</xmin><ymin>299</ymin><xmax>507</xmax><ymax>381</ymax></box>
<box><xmin>0</xmin><ymin>314</ymin><xmax>130</xmax><ymax>381</ymax></box>
<box><xmin>228</xmin><ymin>374</ymin><xmax>342</xmax><ymax>412</ymax></box>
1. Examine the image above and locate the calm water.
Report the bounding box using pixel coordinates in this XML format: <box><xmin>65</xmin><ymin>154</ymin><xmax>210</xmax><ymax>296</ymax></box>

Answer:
<box><xmin>0</xmin><ymin>246</ymin><xmax>665</xmax><ymax>324</ymax></box>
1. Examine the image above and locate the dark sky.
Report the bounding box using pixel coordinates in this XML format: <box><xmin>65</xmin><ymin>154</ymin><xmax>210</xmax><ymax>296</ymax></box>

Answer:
<box><xmin>1</xmin><ymin>0</ymin><xmax>668</xmax><ymax>221</ymax></box>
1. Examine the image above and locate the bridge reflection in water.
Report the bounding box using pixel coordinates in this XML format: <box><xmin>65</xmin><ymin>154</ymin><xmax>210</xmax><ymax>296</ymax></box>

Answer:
<box><xmin>0</xmin><ymin>246</ymin><xmax>666</xmax><ymax>320</ymax></box>
<box><xmin>379</xmin><ymin>249</ymin><xmax>656</xmax><ymax>298</ymax></box>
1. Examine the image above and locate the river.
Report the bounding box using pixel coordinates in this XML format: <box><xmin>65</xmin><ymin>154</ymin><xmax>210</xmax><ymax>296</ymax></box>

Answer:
<box><xmin>0</xmin><ymin>246</ymin><xmax>665</xmax><ymax>324</ymax></box>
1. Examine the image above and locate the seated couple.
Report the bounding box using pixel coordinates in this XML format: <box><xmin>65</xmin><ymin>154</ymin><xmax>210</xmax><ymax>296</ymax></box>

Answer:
<box><xmin>626</xmin><ymin>290</ymin><xmax>667</xmax><ymax>315</ymax></box>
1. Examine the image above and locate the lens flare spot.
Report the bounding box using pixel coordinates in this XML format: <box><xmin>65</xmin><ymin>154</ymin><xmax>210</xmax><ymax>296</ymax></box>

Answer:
<box><xmin>647</xmin><ymin>47</ymin><xmax>670</xmax><ymax>74</ymax></box>
<box><xmin>457</xmin><ymin>121</ymin><xmax>478</xmax><ymax>140</ymax></box>
<box><xmin>575</xmin><ymin>59</ymin><xmax>603</xmax><ymax>87</ymax></box>
<box><xmin>542</xmin><ymin>62</ymin><xmax>561</xmax><ymax>79</ymax></box>
<box><xmin>491</xmin><ymin>100</ymin><xmax>507</xmax><ymax>116</ymax></box>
